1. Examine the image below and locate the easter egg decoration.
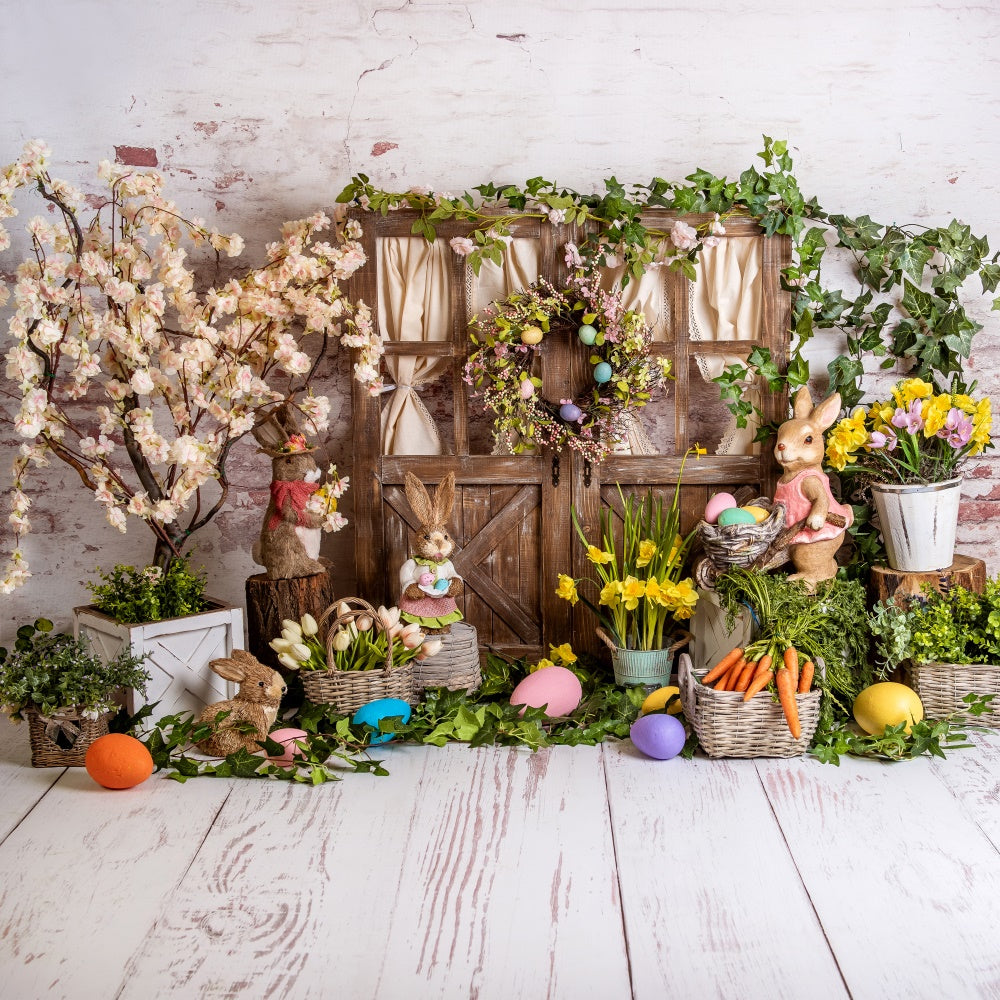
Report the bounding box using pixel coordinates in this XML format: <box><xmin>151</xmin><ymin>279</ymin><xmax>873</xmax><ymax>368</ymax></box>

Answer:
<box><xmin>559</xmin><ymin>402</ymin><xmax>583</xmax><ymax>422</ymax></box>
<box><xmin>85</xmin><ymin>733</ymin><xmax>154</xmax><ymax>789</ymax></box>
<box><xmin>520</xmin><ymin>325</ymin><xmax>544</xmax><ymax>346</ymax></box>
<box><xmin>519</xmin><ymin>376</ymin><xmax>535</xmax><ymax>399</ymax></box>
<box><xmin>641</xmin><ymin>685</ymin><xmax>683</xmax><ymax>716</ymax></box>
<box><xmin>510</xmin><ymin>666</ymin><xmax>583</xmax><ymax>718</ymax></box>
<box><xmin>352</xmin><ymin>698</ymin><xmax>413</xmax><ymax>745</ymax></box>
<box><xmin>577</xmin><ymin>324</ymin><xmax>598</xmax><ymax>345</ymax></box>
<box><xmin>853</xmin><ymin>682</ymin><xmax>924</xmax><ymax>736</ymax></box>
<box><xmin>704</xmin><ymin>492</ymin><xmax>737</xmax><ymax>524</ymax></box>
<box><xmin>630</xmin><ymin>714</ymin><xmax>686</xmax><ymax>760</ymax></box>
<box><xmin>593</xmin><ymin>361</ymin><xmax>613</xmax><ymax>384</ymax></box>
<box><xmin>265</xmin><ymin>727</ymin><xmax>310</xmax><ymax>767</ymax></box>
<box><xmin>433</xmin><ymin>577</ymin><xmax>450</xmax><ymax>592</ymax></box>
<box><xmin>718</xmin><ymin>507</ymin><xmax>757</xmax><ymax>527</ymax></box>
<box><xmin>741</xmin><ymin>505</ymin><xmax>770</xmax><ymax>524</ymax></box>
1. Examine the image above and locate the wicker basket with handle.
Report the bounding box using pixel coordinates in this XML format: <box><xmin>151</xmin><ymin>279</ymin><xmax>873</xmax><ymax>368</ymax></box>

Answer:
<box><xmin>301</xmin><ymin>597</ymin><xmax>416</xmax><ymax>715</ymax></box>
<box><xmin>678</xmin><ymin>652</ymin><xmax>823</xmax><ymax>758</ymax></box>
<box><xmin>26</xmin><ymin>708</ymin><xmax>112</xmax><ymax>768</ymax></box>
<box><xmin>907</xmin><ymin>661</ymin><xmax>1000</xmax><ymax>726</ymax></box>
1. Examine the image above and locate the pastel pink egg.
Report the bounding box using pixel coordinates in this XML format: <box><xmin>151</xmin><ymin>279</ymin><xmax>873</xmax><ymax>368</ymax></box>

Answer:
<box><xmin>267</xmin><ymin>727</ymin><xmax>309</xmax><ymax>766</ymax></box>
<box><xmin>704</xmin><ymin>492</ymin><xmax>737</xmax><ymax>524</ymax></box>
<box><xmin>510</xmin><ymin>666</ymin><xmax>583</xmax><ymax>718</ymax></box>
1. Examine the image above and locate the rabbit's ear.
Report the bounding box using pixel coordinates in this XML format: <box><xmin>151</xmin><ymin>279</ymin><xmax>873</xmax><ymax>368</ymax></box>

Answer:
<box><xmin>433</xmin><ymin>472</ymin><xmax>456</xmax><ymax>523</ymax></box>
<box><xmin>792</xmin><ymin>387</ymin><xmax>814</xmax><ymax>420</ymax></box>
<box><xmin>810</xmin><ymin>392</ymin><xmax>843</xmax><ymax>431</ymax></box>
<box><xmin>209</xmin><ymin>657</ymin><xmax>247</xmax><ymax>683</ymax></box>
<box><xmin>405</xmin><ymin>472</ymin><xmax>435</xmax><ymax>526</ymax></box>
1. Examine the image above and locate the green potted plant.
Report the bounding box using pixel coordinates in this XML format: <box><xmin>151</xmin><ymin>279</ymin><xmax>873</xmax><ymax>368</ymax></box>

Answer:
<box><xmin>0</xmin><ymin>619</ymin><xmax>150</xmax><ymax>767</ymax></box>
<box><xmin>870</xmin><ymin>581</ymin><xmax>1000</xmax><ymax>723</ymax></box>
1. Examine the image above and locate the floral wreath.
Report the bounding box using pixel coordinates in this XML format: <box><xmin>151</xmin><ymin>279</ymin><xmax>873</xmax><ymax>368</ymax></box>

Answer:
<box><xmin>464</xmin><ymin>245</ymin><xmax>672</xmax><ymax>463</ymax></box>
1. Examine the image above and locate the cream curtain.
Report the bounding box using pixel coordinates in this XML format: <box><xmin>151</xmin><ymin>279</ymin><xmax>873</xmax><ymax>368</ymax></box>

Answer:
<box><xmin>377</xmin><ymin>237</ymin><xmax>453</xmax><ymax>455</ymax></box>
<box><xmin>690</xmin><ymin>237</ymin><xmax>763</xmax><ymax>455</ymax></box>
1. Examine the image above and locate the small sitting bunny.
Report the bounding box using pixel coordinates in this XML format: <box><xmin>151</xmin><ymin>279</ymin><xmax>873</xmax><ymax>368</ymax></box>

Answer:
<box><xmin>398</xmin><ymin>471</ymin><xmax>464</xmax><ymax>634</ymax></box>
<box><xmin>251</xmin><ymin>405</ymin><xmax>326</xmax><ymax>580</ymax></box>
<box><xmin>196</xmin><ymin>649</ymin><xmax>288</xmax><ymax>757</ymax></box>
<box><xmin>773</xmin><ymin>387</ymin><xmax>854</xmax><ymax>590</ymax></box>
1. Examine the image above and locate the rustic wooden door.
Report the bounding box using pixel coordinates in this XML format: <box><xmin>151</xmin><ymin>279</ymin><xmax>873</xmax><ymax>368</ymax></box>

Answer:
<box><xmin>346</xmin><ymin>209</ymin><xmax>790</xmax><ymax>661</ymax></box>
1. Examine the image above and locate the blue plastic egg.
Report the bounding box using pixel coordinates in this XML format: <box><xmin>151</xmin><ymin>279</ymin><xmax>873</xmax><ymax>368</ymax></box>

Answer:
<box><xmin>593</xmin><ymin>362</ymin><xmax>613</xmax><ymax>384</ymax></box>
<box><xmin>577</xmin><ymin>324</ymin><xmax>598</xmax><ymax>345</ymax></box>
<box><xmin>717</xmin><ymin>507</ymin><xmax>757</xmax><ymax>527</ymax></box>
<box><xmin>630</xmin><ymin>713</ymin><xmax>686</xmax><ymax>760</ymax></box>
<box><xmin>433</xmin><ymin>577</ymin><xmax>450</xmax><ymax>592</ymax></box>
<box><xmin>352</xmin><ymin>698</ymin><xmax>412</xmax><ymax>745</ymax></box>
<box><xmin>559</xmin><ymin>402</ymin><xmax>583</xmax><ymax>422</ymax></box>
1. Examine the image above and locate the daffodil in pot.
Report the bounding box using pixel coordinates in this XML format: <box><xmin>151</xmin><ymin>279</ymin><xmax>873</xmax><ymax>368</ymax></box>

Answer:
<box><xmin>826</xmin><ymin>377</ymin><xmax>993</xmax><ymax>572</ymax></box>
<box><xmin>556</xmin><ymin>451</ymin><xmax>701</xmax><ymax>686</ymax></box>
<box><xmin>0</xmin><ymin>618</ymin><xmax>150</xmax><ymax>767</ymax></box>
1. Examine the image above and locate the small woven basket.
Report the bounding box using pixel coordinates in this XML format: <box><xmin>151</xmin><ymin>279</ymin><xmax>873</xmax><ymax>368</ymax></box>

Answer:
<box><xmin>26</xmin><ymin>708</ymin><xmax>111</xmax><ymax>768</ymax></box>
<box><xmin>695</xmin><ymin>498</ymin><xmax>786</xmax><ymax>586</ymax></box>
<box><xmin>907</xmin><ymin>661</ymin><xmax>1000</xmax><ymax>726</ymax></box>
<box><xmin>413</xmin><ymin>622</ymin><xmax>482</xmax><ymax>695</ymax></box>
<box><xmin>678</xmin><ymin>652</ymin><xmax>823</xmax><ymax>758</ymax></box>
<box><xmin>597</xmin><ymin>628</ymin><xmax>691</xmax><ymax>687</ymax></box>
<box><xmin>301</xmin><ymin>597</ymin><xmax>416</xmax><ymax>715</ymax></box>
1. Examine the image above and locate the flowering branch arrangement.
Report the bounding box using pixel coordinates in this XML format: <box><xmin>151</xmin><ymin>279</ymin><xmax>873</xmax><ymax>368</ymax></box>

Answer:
<box><xmin>464</xmin><ymin>246</ymin><xmax>673</xmax><ymax>463</ymax></box>
<box><xmin>0</xmin><ymin>140</ymin><xmax>383</xmax><ymax>592</ymax></box>
<box><xmin>557</xmin><ymin>449</ymin><xmax>703</xmax><ymax>650</ymax></box>
<box><xmin>825</xmin><ymin>377</ymin><xmax>992</xmax><ymax>485</ymax></box>
<box><xmin>270</xmin><ymin>607</ymin><xmax>442</xmax><ymax>673</ymax></box>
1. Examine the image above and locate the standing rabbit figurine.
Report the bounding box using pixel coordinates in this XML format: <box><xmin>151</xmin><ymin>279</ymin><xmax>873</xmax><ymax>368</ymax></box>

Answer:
<box><xmin>773</xmin><ymin>388</ymin><xmax>853</xmax><ymax>590</ymax></box>
<box><xmin>196</xmin><ymin>650</ymin><xmax>288</xmax><ymax>757</ymax></box>
<box><xmin>398</xmin><ymin>471</ymin><xmax>464</xmax><ymax>634</ymax></box>
<box><xmin>252</xmin><ymin>405</ymin><xmax>326</xmax><ymax>580</ymax></box>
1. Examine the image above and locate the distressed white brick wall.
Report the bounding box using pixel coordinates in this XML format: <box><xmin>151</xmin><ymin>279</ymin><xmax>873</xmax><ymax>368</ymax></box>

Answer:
<box><xmin>2</xmin><ymin>0</ymin><xmax>998</xmax><ymax>641</ymax></box>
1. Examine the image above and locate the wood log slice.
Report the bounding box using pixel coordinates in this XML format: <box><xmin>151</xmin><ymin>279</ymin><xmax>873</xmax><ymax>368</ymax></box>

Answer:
<box><xmin>245</xmin><ymin>563</ymin><xmax>338</xmax><ymax>671</ymax></box>
<box><xmin>869</xmin><ymin>553</ymin><xmax>986</xmax><ymax>609</ymax></box>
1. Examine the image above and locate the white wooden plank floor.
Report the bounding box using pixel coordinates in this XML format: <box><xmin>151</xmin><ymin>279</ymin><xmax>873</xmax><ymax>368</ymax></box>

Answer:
<box><xmin>2</xmin><ymin>716</ymin><xmax>999</xmax><ymax>1000</ymax></box>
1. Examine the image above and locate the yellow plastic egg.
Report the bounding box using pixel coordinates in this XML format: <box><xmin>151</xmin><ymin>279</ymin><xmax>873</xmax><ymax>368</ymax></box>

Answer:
<box><xmin>520</xmin><ymin>325</ymin><xmax>544</xmax><ymax>345</ymax></box>
<box><xmin>642</xmin><ymin>685</ymin><xmax>682</xmax><ymax>716</ymax></box>
<box><xmin>741</xmin><ymin>505</ymin><xmax>770</xmax><ymax>524</ymax></box>
<box><xmin>853</xmin><ymin>682</ymin><xmax>924</xmax><ymax>735</ymax></box>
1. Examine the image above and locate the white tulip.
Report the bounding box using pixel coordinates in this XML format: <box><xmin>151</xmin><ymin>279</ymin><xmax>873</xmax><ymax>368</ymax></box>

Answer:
<box><xmin>281</xmin><ymin>618</ymin><xmax>303</xmax><ymax>637</ymax></box>
<box><xmin>300</xmin><ymin>613</ymin><xmax>319</xmax><ymax>636</ymax></box>
<box><xmin>356</xmin><ymin>615</ymin><xmax>373</xmax><ymax>632</ymax></box>
<box><xmin>269</xmin><ymin>638</ymin><xmax>293</xmax><ymax>653</ymax></box>
<box><xmin>331</xmin><ymin>629</ymin><xmax>351</xmax><ymax>652</ymax></box>
<box><xmin>420</xmin><ymin>638</ymin><xmax>443</xmax><ymax>658</ymax></box>
<box><xmin>281</xmin><ymin>628</ymin><xmax>301</xmax><ymax>643</ymax></box>
<box><xmin>278</xmin><ymin>652</ymin><xmax>300</xmax><ymax>670</ymax></box>
<box><xmin>291</xmin><ymin>642</ymin><xmax>312</xmax><ymax>662</ymax></box>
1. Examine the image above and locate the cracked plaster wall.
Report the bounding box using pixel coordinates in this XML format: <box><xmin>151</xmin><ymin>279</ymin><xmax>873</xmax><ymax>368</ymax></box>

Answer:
<box><xmin>1</xmin><ymin>0</ymin><xmax>999</xmax><ymax>641</ymax></box>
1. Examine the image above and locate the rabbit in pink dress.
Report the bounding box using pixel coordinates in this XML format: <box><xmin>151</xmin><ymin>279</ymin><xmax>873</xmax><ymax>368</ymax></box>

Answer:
<box><xmin>773</xmin><ymin>388</ymin><xmax>853</xmax><ymax>590</ymax></box>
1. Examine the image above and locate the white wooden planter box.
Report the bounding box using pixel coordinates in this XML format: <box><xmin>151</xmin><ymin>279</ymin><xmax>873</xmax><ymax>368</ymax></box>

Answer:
<box><xmin>74</xmin><ymin>599</ymin><xmax>244</xmax><ymax>719</ymax></box>
<box><xmin>690</xmin><ymin>588</ymin><xmax>756</xmax><ymax>676</ymax></box>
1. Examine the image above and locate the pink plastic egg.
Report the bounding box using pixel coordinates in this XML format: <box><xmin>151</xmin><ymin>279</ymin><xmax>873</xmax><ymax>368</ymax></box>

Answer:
<box><xmin>510</xmin><ymin>666</ymin><xmax>583</xmax><ymax>718</ymax></box>
<box><xmin>704</xmin><ymin>492</ymin><xmax>737</xmax><ymax>524</ymax></box>
<box><xmin>266</xmin><ymin>728</ymin><xmax>309</xmax><ymax>767</ymax></box>
<box><xmin>519</xmin><ymin>378</ymin><xmax>535</xmax><ymax>399</ymax></box>
<box><xmin>630</xmin><ymin>714</ymin><xmax>686</xmax><ymax>760</ymax></box>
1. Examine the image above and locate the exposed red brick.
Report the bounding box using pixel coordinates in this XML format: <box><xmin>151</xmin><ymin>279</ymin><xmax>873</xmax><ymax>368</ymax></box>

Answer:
<box><xmin>959</xmin><ymin>499</ymin><xmax>999</xmax><ymax>519</ymax></box>
<box><xmin>371</xmin><ymin>141</ymin><xmax>399</xmax><ymax>157</ymax></box>
<box><xmin>114</xmin><ymin>145</ymin><xmax>158</xmax><ymax>167</ymax></box>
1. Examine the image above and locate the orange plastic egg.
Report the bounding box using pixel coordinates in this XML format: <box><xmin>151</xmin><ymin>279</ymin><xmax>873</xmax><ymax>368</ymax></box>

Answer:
<box><xmin>85</xmin><ymin>733</ymin><xmax>154</xmax><ymax>789</ymax></box>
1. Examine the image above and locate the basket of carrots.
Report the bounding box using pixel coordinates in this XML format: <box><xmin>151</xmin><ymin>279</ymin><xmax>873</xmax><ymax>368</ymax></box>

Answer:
<box><xmin>678</xmin><ymin>643</ymin><xmax>824</xmax><ymax>758</ymax></box>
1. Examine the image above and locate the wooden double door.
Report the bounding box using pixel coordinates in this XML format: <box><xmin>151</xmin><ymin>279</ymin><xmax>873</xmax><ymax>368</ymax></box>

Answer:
<box><xmin>346</xmin><ymin>209</ymin><xmax>789</xmax><ymax>660</ymax></box>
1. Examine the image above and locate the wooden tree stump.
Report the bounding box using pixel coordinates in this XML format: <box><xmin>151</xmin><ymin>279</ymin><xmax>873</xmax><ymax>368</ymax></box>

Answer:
<box><xmin>245</xmin><ymin>564</ymin><xmax>338</xmax><ymax>671</ymax></box>
<box><xmin>869</xmin><ymin>553</ymin><xmax>987</xmax><ymax>609</ymax></box>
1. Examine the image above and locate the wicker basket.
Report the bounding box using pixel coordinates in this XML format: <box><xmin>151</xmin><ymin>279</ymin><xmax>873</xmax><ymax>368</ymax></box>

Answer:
<box><xmin>694</xmin><ymin>498</ymin><xmax>786</xmax><ymax>587</ymax></box>
<box><xmin>597</xmin><ymin>628</ymin><xmax>691</xmax><ymax>687</ymax></box>
<box><xmin>413</xmin><ymin>622</ymin><xmax>482</xmax><ymax>695</ymax></box>
<box><xmin>301</xmin><ymin>598</ymin><xmax>416</xmax><ymax>715</ymax></box>
<box><xmin>678</xmin><ymin>652</ymin><xmax>822</xmax><ymax>758</ymax></box>
<box><xmin>26</xmin><ymin>708</ymin><xmax>111</xmax><ymax>768</ymax></box>
<box><xmin>907</xmin><ymin>661</ymin><xmax>1000</xmax><ymax>725</ymax></box>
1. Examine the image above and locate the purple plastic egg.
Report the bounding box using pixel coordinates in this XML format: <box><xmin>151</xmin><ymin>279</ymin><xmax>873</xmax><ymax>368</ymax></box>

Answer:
<box><xmin>630</xmin><ymin>713</ymin><xmax>686</xmax><ymax>760</ymax></box>
<box><xmin>559</xmin><ymin>402</ymin><xmax>583</xmax><ymax>422</ymax></box>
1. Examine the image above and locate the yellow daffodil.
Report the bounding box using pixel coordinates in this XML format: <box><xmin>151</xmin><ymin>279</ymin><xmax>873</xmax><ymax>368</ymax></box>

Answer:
<box><xmin>621</xmin><ymin>576</ymin><xmax>645</xmax><ymax>611</ymax></box>
<box><xmin>587</xmin><ymin>545</ymin><xmax>614</xmax><ymax>565</ymax></box>
<box><xmin>922</xmin><ymin>393</ymin><xmax>952</xmax><ymax>437</ymax></box>
<box><xmin>893</xmin><ymin>377</ymin><xmax>933</xmax><ymax>408</ymax></box>
<box><xmin>530</xmin><ymin>657</ymin><xmax>556</xmax><ymax>673</ymax></box>
<box><xmin>549</xmin><ymin>642</ymin><xmax>577</xmax><ymax>665</ymax></box>
<box><xmin>555</xmin><ymin>573</ymin><xmax>579</xmax><ymax>605</ymax></box>
<box><xmin>599</xmin><ymin>580</ymin><xmax>622</xmax><ymax>607</ymax></box>
<box><xmin>644</xmin><ymin>577</ymin><xmax>666</xmax><ymax>606</ymax></box>
<box><xmin>636</xmin><ymin>539</ymin><xmax>657</xmax><ymax>568</ymax></box>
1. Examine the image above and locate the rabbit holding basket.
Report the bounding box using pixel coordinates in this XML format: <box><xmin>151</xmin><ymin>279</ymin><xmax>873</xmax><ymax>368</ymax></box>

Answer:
<box><xmin>398</xmin><ymin>471</ymin><xmax>464</xmax><ymax>634</ymax></box>
<box><xmin>772</xmin><ymin>387</ymin><xmax>854</xmax><ymax>590</ymax></box>
<box><xmin>251</xmin><ymin>405</ymin><xmax>326</xmax><ymax>580</ymax></box>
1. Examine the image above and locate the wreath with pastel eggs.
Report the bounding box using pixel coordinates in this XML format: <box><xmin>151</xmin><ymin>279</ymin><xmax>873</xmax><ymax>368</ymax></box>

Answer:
<box><xmin>464</xmin><ymin>261</ymin><xmax>673</xmax><ymax>463</ymax></box>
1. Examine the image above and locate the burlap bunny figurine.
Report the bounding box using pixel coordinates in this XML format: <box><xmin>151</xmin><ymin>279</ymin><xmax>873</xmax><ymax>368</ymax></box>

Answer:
<box><xmin>398</xmin><ymin>471</ymin><xmax>464</xmax><ymax>634</ymax></box>
<box><xmin>772</xmin><ymin>388</ymin><xmax>854</xmax><ymax>590</ymax></box>
<box><xmin>196</xmin><ymin>650</ymin><xmax>288</xmax><ymax>756</ymax></box>
<box><xmin>251</xmin><ymin>405</ymin><xmax>326</xmax><ymax>580</ymax></box>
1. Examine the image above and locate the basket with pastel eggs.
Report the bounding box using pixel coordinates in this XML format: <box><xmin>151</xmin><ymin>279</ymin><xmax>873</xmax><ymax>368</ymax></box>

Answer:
<box><xmin>693</xmin><ymin>491</ymin><xmax>786</xmax><ymax>589</ymax></box>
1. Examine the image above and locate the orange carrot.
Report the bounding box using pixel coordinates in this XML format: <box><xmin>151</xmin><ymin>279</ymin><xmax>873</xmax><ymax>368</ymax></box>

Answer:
<box><xmin>752</xmin><ymin>653</ymin><xmax>773</xmax><ymax>679</ymax></box>
<box><xmin>701</xmin><ymin>647</ymin><xmax>745</xmax><ymax>686</ymax></box>
<box><xmin>734</xmin><ymin>658</ymin><xmax>757</xmax><ymax>693</ymax></box>
<box><xmin>783</xmin><ymin>646</ymin><xmax>799</xmax><ymax>690</ymax></box>
<box><xmin>798</xmin><ymin>659</ymin><xmax>815</xmax><ymax>694</ymax></box>
<box><xmin>775</xmin><ymin>666</ymin><xmax>801</xmax><ymax>739</ymax></box>
<box><xmin>743</xmin><ymin>667</ymin><xmax>774</xmax><ymax>702</ymax></box>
